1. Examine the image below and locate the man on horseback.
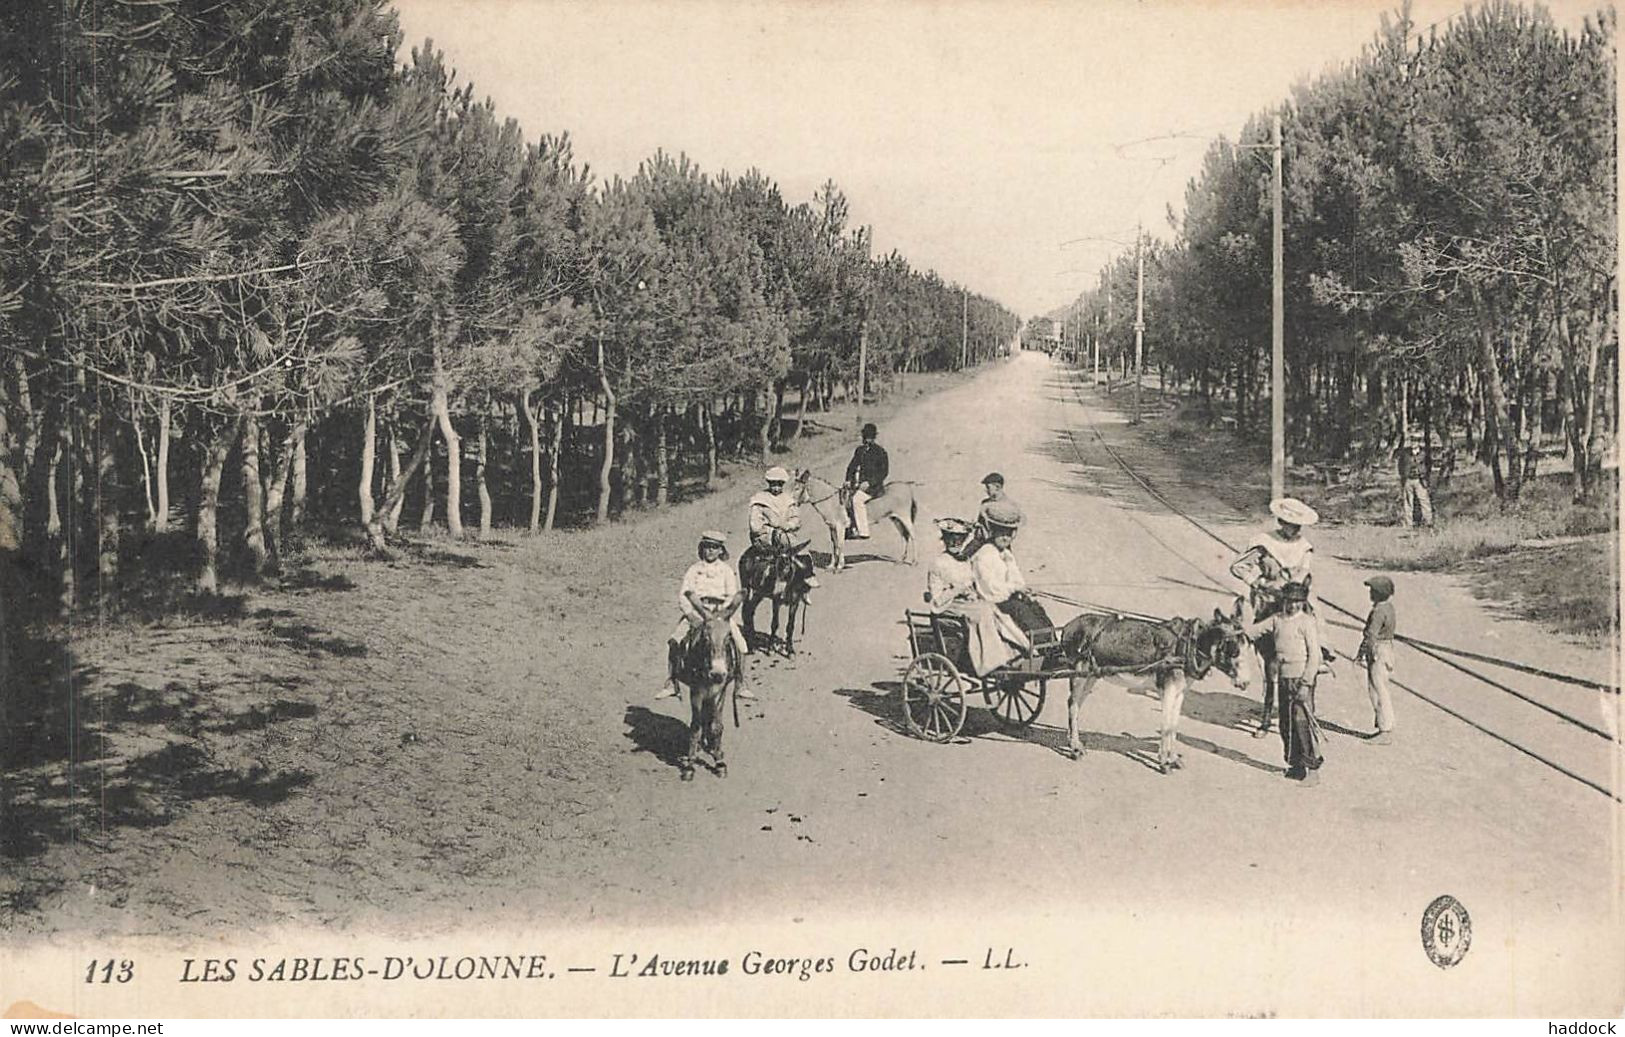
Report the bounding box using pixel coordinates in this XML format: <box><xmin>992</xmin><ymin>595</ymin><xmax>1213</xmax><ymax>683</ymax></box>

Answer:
<box><xmin>843</xmin><ymin>423</ymin><xmax>889</xmax><ymax>541</ymax></box>
<box><xmin>747</xmin><ymin>466</ymin><xmax>821</xmax><ymax>590</ymax></box>
<box><xmin>969</xmin><ymin>500</ymin><xmax>1056</xmax><ymax>658</ymax></box>
<box><xmin>656</xmin><ymin>530</ymin><xmax>754</xmax><ymax>701</ymax></box>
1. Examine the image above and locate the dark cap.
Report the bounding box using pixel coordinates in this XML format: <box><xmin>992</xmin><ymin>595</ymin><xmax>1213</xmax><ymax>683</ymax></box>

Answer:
<box><xmin>981</xmin><ymin>471</ymin><xmax>1005</xmax><ymax>487</ymax></box>
<box><xmin>861</xmin><ymin>422</ymin><xmax>877</xmax><ymax>439</ymax></box>
<box><xmin>1281</xmin><ymin>581</ymin><xmax>1310</xmax><ymax>602</ymax></box>
<box><xmin>1364</xmin><ymin>575</ymin><xmax>1395</xmax><ymax>597</ymax></box>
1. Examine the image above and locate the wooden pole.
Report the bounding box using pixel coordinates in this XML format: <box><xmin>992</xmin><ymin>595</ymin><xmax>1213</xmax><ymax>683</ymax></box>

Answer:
<box><xmin>1271</xmin><ymin>111</ymin><xmax>1286</xmax><ymax>501</ymax></box>
<box><xmin>960</xmin><ymin>288</ymin><xmax>969</xmax><ymax>370</ymax></box>
<box><xmin>1133</xmin><ymin>224</ymin><xmax>1145</xmax><ymax>425</ymax></box>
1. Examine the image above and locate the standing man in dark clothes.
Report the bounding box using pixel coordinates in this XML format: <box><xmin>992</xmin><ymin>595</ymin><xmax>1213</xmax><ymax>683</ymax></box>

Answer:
<box><xmin>844</xmin><ymin>423</ymin><xmax>888</xmax><ymax>540</ymax></box>
<box><xmin>1398</xmin><ymin>442</ymin><xmax>1434</xmax><ymax>528</ymax></box>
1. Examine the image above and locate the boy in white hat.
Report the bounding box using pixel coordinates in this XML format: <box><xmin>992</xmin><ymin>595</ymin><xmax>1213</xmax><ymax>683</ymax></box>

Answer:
<box><xmin>656</xmin><ymin>531</ymin><xmax>755</xmax><ymax>701</ymax></box>
<box><xmin>748</xmin><ymin>466</ymin><xmax>820</xmax><ymax>589</ymax></box>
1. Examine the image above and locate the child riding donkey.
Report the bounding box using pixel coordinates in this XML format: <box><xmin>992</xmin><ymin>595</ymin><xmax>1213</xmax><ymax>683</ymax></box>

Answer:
<box><xmin>657</xmin><ymin>530</ymin><xmax>756</xmax><ymax>701</ymax></box>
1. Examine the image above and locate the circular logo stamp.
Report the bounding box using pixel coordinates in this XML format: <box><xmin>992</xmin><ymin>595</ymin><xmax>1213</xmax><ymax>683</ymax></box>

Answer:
<box><xmin>1421</xmin><ymin>894</ymin><xmax>1472</xmax><ymax>969</ymax></box>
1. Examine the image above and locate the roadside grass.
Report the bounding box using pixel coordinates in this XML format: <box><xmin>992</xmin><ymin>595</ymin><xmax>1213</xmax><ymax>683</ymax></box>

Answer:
<box><xmin>1092</xmin><ymin>376</ymin><xmax>1620</xmax><ymax>645</ymax></box>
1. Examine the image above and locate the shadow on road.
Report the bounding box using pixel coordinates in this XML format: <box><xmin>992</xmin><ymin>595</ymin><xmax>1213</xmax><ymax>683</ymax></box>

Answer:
<box><xmin>622</xmin><ymin>705</ymin><xmax>691</xmax><ymax>773</ymax></box>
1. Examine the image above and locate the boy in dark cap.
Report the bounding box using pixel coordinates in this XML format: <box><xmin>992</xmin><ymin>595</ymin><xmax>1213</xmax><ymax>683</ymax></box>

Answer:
<box><xmin>1241</xmin><ymin>580</ymin><xmax>1324</xmax><ymax>784</ymax></box>
<box><xmin>1356</xmin><ymin>575</ymin><xmax>1398</xmax><ymax>742</ymax></box>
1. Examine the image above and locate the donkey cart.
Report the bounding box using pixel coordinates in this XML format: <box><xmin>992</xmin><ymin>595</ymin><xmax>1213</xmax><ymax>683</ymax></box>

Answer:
<box><xmin>900</xmin><ymin>605</ymin><xmax>1249</xmax><ymax>767</ymax></box>
<box><xmin>900</xmin><ymin>609</ymin><xmax>1061</xmax><ymax>742</ymax></box>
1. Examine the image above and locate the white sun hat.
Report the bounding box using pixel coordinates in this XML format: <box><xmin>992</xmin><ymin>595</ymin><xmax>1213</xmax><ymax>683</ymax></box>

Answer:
<box><xmin>764</xmin><ymin>466</ymin><xmax>790</xmax><ymax>482</ymax></box>
<box><xmin>1269</xmin><ymin>497</ymin><xmax>1320</xmax><ymax>527</ymax></box>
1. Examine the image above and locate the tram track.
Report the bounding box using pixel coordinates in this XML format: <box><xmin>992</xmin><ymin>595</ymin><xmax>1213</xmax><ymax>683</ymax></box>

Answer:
<box><xmin>1049</xmin><ymin>362</ymin><xmax>1622</xmax><ymax>803</ymax></box>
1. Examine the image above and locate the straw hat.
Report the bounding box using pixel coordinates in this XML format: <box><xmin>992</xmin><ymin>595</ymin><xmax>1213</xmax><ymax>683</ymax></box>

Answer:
<box><xmin>699</xmin><ymin>530</ymin><xmax>727</xmax><ymax>546</ymax></box>
<box><xmin>1269</xmin><ymin>497</ymin><xmax>1319</xmax><ymax>527</ymax></box>
<box><xmin>764</xmin><ymin>466</ymin><xmax>790</xmax><ymax>483</ymax></box>
<box><xmin>982</xmin><ymin>500</ymin><xmax>1024</xmax><ymax>528</ymax></box>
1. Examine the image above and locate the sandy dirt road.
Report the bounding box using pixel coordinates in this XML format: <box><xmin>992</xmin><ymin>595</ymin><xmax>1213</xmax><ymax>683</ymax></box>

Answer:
<box><xmin>5</xmin><ymin>352</ymin><xmax>1620</xmax><ymax>1016</ymax></box>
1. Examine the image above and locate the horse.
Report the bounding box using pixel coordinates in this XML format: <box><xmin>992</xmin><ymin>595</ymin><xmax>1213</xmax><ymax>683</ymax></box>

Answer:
<box><xmin>794</xmin><ymin>470</ymin><xmax>920</xmax><ymax>572</ymax></box>
<box><xmin>738</xmin><ymin>537</ymin><xmax>811</xmax><ymax>656</ymax></box>
<box><xmin>673</xmin><ymin>609</ymin><xmax>743</xmax><ymax>781</ymax></box>
<box><xmin>1059</xmin><ymin>609</ymin><xmax>1250</xmax><ymax>773</ymax></box>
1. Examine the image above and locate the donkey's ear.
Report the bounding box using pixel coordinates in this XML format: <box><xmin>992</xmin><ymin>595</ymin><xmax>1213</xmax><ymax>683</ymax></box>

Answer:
<box><xmin>1213</xmin><ymin>607</ymin><xmax>1226</xmax><ymax>622</ymax></box>
<box><xmin>795</xmin><ymin>468</ymin><xmax>810</xmax><ymax>483</ymax></box>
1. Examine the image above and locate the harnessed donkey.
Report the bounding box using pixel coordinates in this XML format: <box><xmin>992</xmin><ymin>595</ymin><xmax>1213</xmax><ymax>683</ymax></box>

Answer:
<box><xmin>1058</xmin><ymin>610</ymin><xmax>1250</xmax><ymax>773</ymax></box>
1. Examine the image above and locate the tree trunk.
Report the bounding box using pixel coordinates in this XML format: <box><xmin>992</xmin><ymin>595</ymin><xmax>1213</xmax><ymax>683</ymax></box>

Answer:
<box><xmin>758</xmin><ymin>387</ymin><xmax>772</xmax><ymax>465</ymax></box>
<box><xmin>290</xmin><ymin>429</ymin><xmax>307</xmax><ymax>537</ymax></box>
<box><xmin>702</xmin><ymin>402</ymin><xmax>718</xmax><ymax>484</ymax></box>
<box><xmin>419</xmin><ymin>434</ymin><xmax>437</xmax><ymax>528</ymax></box>
<box><xmin>1471</xmin><ymin>289</ymin><xmax>1521</xmax><ymax>502</ymax></box>
<box><xmin>385</xmin><ymin>417</ymin><xmax>405</xmax><ymax>534</ymax></box>
<box><xmin>130</xmin><ymin>392</ymin><xmax>157</xmax><ymax>531</ymax></box>
<box><xmin>11</xmin><ymin>355</ymin><xmax>36</xmax><ymax>474</ymax></box>
<box><xmin>430</xmin><ymin>370</ymin><xmax>462</xmax><ymax>538</ymax></box>
<box><xmin>45</xmin><ymin>431</ymin><xmax>61</xmax><ymax>540</ymax></box>
<box><xmin>155</xmin><ymin>397</ymin><xmax>171</xmax><ymax>533</ymax></box>
<box><xmin>795</xmin><ymin>372</ymin><xmax>810</xmax><ymax>438</ymax></box>
<box><xmin>50</xmin><ymin>427</ymin><xmax>70</xmax><ymax>610</ymax></box>
<box><xmin>596</xmin><ymin>340</ymin><xmax>616</xmax><ymax>525</ymax></box>
<box><xmin>366</xmin><ymin>413</ymin><xmax>437</xmax><ymax>554</ymax></box>
<box><xmin>768</xmin><ymin>380</ymin><xmax>785</xmax><ymax>448</ymax></box>
<box><xmin>62</xmin><ymin>372</ymin><xmax>89</xmax><ymax>611</ymax></box>
<box><xmin>521</xmin><ymin>388</ymin><xmax>542</xmax><ymax>533</ymax></box>
<box><xmin>262</xmin><ymin>421</ymin><xmax>299</xmax><ymax>572</ymax></box>
<box><xmin>476</xmin><ymin>411</ymin><xmax>492</xmax><ymax>536</ymax></box>
<box><xmin>359</xmin><ymin>393</ymin><xmax>377</xmax><ymax>527</ymax></box>
<box><xmin>544</xmin><ymin>398</ymin><xmax>563</xmax><ymax>532</ymax></box>
<box><xmin>196</xmin><ymin>417</ymin><xmax>236</xmax><ymax>594</ymax></box>
<box><xmin>242</xmin><ymin>409</ymin><xmax>267</xmax><ymax>573</ymax></box>
<box><xmin>655</xmin><ymin>407</ymin><xmax>670</xmax><ymax>507</ymax></box>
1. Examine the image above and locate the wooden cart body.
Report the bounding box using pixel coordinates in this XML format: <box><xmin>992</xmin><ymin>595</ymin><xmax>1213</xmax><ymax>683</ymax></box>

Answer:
<box><xmin>900</xmin><ymin>609</ymin><xmax>1073</xmax><ymax>741</ymax></box>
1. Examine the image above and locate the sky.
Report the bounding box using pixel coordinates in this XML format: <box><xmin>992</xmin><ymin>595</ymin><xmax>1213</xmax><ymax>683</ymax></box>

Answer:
<box><xmin>388</xmin><ymin>0</ymin><xmax>1607</xmax><ymax>318</ymax></box>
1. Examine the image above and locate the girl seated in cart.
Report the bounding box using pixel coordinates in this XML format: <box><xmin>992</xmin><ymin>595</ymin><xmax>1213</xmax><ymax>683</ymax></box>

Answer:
<box><xmin>924</xmin><ymin>518</ymin><xmax>1027</xmax><ymax>675</ymax></box>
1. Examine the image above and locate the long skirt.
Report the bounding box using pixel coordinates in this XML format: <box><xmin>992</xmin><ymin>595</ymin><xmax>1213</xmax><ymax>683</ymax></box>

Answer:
<box><xmin>943</xmin><ymin>600</ymin><xmax>1025</xmax><ymax>676</ymax></box>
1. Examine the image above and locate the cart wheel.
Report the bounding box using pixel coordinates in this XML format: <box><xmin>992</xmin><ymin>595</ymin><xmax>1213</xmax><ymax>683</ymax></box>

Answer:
<box><xmin>902</xmin><ymin>653</ymin><xmax>967</xmax><ymax>743</ymax></box>
<box><xmin>991</xmin><ymin>675</ymin><xmax>1046</xmax><ymax>730</ymax></box>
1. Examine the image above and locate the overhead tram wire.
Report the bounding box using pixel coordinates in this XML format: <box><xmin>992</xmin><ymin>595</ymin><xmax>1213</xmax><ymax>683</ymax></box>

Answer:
<box><xmin>1051</xmin><ymin>360</ymin><xmax>1621</xmax><ymax>802</ymax></box>
<box><xmin>1058</xmin><ymin>363</ymin><xmax>1617</xmax><ymax>695</ymax></box>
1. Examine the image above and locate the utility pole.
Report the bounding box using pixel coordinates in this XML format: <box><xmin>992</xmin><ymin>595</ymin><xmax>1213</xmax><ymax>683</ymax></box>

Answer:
<box><xmin>1270</xmin><ymin>112</ymin><xmax>1285</xmax><ymax>502</ymax></box>
<box><xmin>960</xmin><ymin>288</ymin><xmax>969</xmax><ymax>370</ymax></box>
<box><xmin>857</xmin><ymin>225</ymin><xmax>873</xmax><ymax>427</ymax></box>
<box><xmin>1092</xmin><ymin>315</ymin><xmax>1100</xmax><ymax>384</ymax></box>
<box><xmin>1106</xmin><ymin>281</ymin><xmax>1114</xmax><ymax>394</ymax></box>
<box><xmin>1133</xmin><ymin>222</ymin><xmax>1145</xmax><ymax>425</ymax></box>
<box><xmin>857</xmin><ymin>320</ymin><xmax>869</xmax><ymax>424</ymax></box>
